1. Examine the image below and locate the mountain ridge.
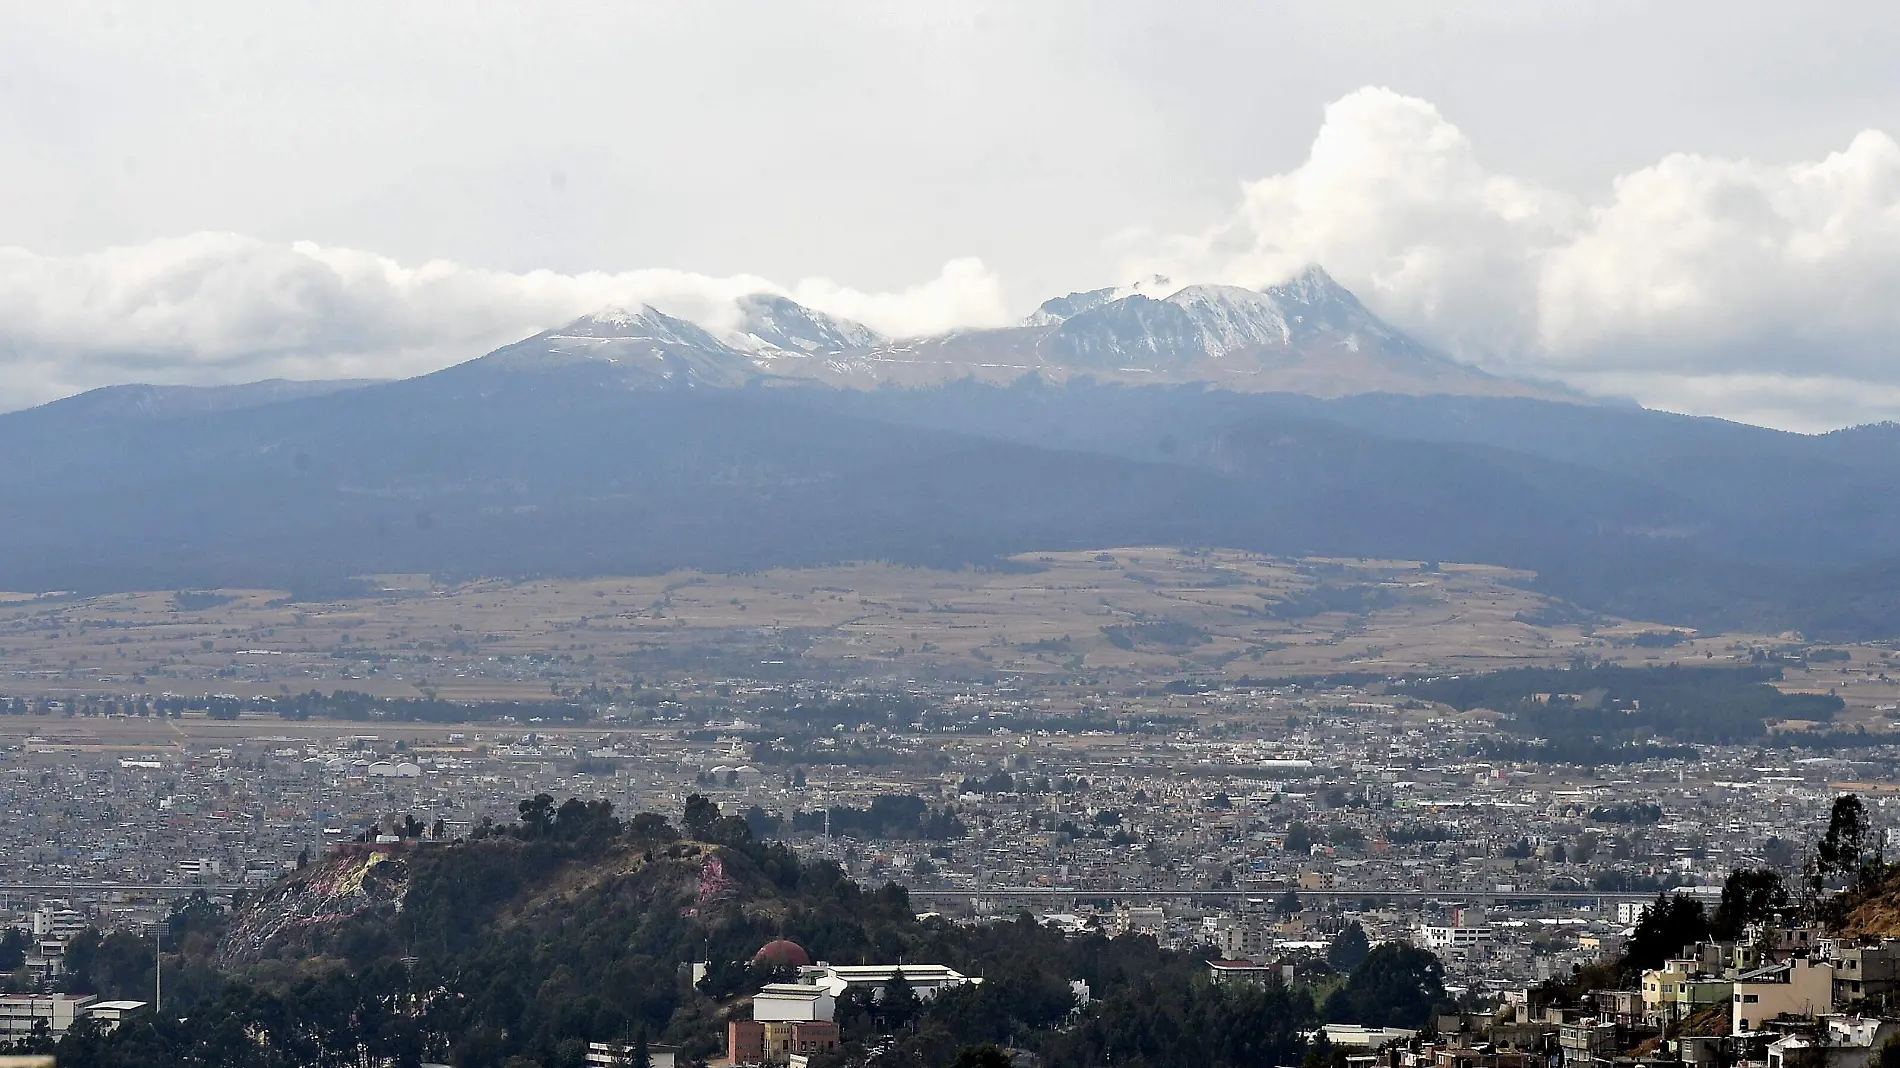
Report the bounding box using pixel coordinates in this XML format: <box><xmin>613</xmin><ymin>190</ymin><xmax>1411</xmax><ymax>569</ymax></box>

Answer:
<box><xmin>806</xmin><ymin>266</ymin><xmax>1570</xmax><ymax>400</ymax></box>
<box><xmin>18</xmin><ymin>378</ymin><xmax>382</xmax><ymax>422</ymax></box>
<box><xmin>4</xmin><ymin>369</ymin><xmax>1900</xmax><ymax>637</ymax></box>
<box><xmin>10</xmin><ymin>272</ymin><xmax>1900</xmax><ymax>638</ymax></box>
<box><xmin>295</xmin><ymin>266</ymin><xmax>1573</xmax><ymax>402</ymax></box>
<box><xmin>2</xmin><ymin>267</ymin><xmax>1581</xmax><ymax>411</ymax></box>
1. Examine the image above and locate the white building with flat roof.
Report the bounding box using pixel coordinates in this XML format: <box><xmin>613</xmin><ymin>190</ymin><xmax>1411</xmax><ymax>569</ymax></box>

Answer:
<box><xmin>0</xmin><ymin>994</ymin><xmax>147</xmax><ymax>1037</ymax></box>
<box><xmin>87</xmin><ymin>1001</ymin><xmax>149</xmax><ymax>1032</ymax></box>
<box><xmin>586</xmin><ymin>1040</ymin><xmax>679</xmax><ymax>1068</ymax></box>
<box><xmin>0</xmin><ymin>993</ymin><xmax>95</xmax><ymax>1036</ymax></box>
<box><xmin>752</xmin><ymin>984</ymin><xmax>835</xmax><ymax>1023</ymax></box>
<box><xmin>1316</xmin><ymin>1024</ymin><xmax>1420</xmax><ymax>1050</ymax></box>
<box><xmin>796</xmin><ymin>963</ymin><xmax>978</xmax><ymax>1001</ymax></box>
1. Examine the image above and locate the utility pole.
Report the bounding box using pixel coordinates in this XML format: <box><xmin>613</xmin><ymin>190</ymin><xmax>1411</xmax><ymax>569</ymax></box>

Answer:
<box><xmin>154</xmin><ymin>926</ymin><xmax>162</xmax><ymax>1012</ymax></box>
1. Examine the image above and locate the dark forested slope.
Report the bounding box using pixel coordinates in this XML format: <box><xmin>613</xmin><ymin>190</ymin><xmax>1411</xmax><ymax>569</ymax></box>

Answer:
<box><xmin>4</xmin><ymin>364</ymin><xmax>1900</xmax><ymax>638</ymax></box>
<box><xmin>44</xmin><ymin>797</ymin><xmax>1342</xmax><ymax>1068</ymax></box>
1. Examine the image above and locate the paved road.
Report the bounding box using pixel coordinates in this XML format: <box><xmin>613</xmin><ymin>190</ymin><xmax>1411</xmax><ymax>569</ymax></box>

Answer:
<box><xmin>911</xmin><ymin>886</ymin><xmax>1662</xmax><ymax>903</ymax></box>
<box><xmin>0</xmin><ymin>881</ymin><xmax>1666</xmax><ymax>905</ymax></box>
<box><xmin>0</xmin><ymin>883</ymin><xmax>247</xmax><ymax>895</ymax></box>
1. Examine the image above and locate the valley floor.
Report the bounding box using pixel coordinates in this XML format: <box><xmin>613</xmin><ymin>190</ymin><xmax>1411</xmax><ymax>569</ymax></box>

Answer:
<box><xmin>1</xmin><ymin>548</ymin><xmax>1894</xmax><ymax>724</ymax></box>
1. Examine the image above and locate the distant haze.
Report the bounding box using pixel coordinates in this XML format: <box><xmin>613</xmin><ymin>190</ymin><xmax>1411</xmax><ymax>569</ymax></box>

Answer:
<box><xmin>7</xmin><ymin>3</ymin><xmax>1900</xmax><ymax>430</ymax></box>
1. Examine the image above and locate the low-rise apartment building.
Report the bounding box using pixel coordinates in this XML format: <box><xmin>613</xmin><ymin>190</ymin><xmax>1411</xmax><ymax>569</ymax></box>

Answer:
<box><xmin>1734</xmin><ymin>960</ymin><xmax>1834</xmax><ymax>1034</ymax></box>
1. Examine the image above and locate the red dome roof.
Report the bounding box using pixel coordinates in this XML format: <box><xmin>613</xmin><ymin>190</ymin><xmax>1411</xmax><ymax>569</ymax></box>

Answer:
<box><xmin>753</xmin><ymin>939</ymin><xmax>812</xmax><ymax>969</ymax></box>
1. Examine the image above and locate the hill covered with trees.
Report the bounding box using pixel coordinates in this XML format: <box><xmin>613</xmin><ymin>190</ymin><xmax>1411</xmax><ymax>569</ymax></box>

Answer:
<box><xmin>26</xmin><ymin>793</ymin><xmax>1446</xmax><ymax>1068</ymax></box>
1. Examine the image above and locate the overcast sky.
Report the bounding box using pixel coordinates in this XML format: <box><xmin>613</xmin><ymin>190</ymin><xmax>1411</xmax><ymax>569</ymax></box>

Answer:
<box><xmin>6</xmin><ymin>1</ymin><xmax>1900</xmax><ymax>430</ymax></box>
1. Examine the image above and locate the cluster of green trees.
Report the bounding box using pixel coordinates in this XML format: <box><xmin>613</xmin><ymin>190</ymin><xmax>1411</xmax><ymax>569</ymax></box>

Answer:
<box><xmin>171</xmin><ymin>590</ymin><xmax>237</xmax><ymax>610</ymax></box>
<box><xmin>1403</xmin><ymin>663</ymin><xmax>1843</xmax><ymax>747</ymax></box>
<box><xmin>1100</xmin><ymin>621</ymin><xmax>1211</xmax><ymax>650</ymax></box>
<box><xmin>748</xmin><ymin>694</ymin><xmax>939</xmax><ymax>733</ymax></box>
<box><xmin>956</xmin><ymin>772</ymin><xmax>1104</xmax><ymax>797</ymax></box>
<box><xmin>1465</xmin><ymin>734</ymin><xmax>1699</xmax><ymax>767</ymax></box>
<box><xmin>1263</xmin><ymin>585</ymin><xmax>1404</xmax><ymax>621</ymax></box>
<box><xmin>1284</xmin><ymin>823</ymin><xmax>1367</xmax><ymax>853</ymax></box>
<box><xmin>1384</xmin><ymin>824</ymin><xmax>1457</xmax><ymax>845</ymax></box>
<box><xmin>0</xmin><ymin>695</ymin><xmax>160</xmax><ymax>717</ymax></box>
<box><xmin>1318</xmin><ymin>943</ymin><xmax>1444</xmax><ymax>1028</ymax></box>
<box><xmin>30</xmin><ymin>794</ymin><xmax>1453</xmax><ymax>1068</ymax></box>
<box><xmin>959</xmin><ymin>770</ymin><xmax>1021</xmax><ymax>795</ymax></box>
<box><xmin>0</xmin><ymin>927</ymin><xmax>27</xmax><ymax>971</ymax></box>
<box><xmin>268</xmin><ymin>690</ymin><xmax>594</xmax><ymax>723</ymax></box>
<box><xmin>788</xmin><ymin>795</ymin><xmax>966</xmax><ymax>840</ymax></box>
<box><xmin>1587</xmin><ymin>803</ymin><xmax>1664</xmax><ymax>824</ymax></box>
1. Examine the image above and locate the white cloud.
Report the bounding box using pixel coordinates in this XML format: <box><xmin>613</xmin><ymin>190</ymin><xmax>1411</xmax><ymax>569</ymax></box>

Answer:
<box><xmin>1565</xmin><ymin>372</ymin><xmax>1900</xmax><ymax>435</ymax></box>
<box><xmin>1124</xmin><ymin>86</ymin><xmax>1900</xmax><ymax>429</ymax></box>
<box><xmin>787</xmin><ymin>258</ymin><xmax>1008</xmax><ymax>339</ymax></box>
<box><xmin>0</xmin><ymin>233</ymin><xmax>1011</xmax><ymax>410</ymax></box>
<box><xmin>1538</xmin><ymin>131</ymin><xmax>1900</xmax><ymax>378</ymax></box>
<box><xmin>13</xmin><ymin>87</ymin><xmax>1900</xmax><ymax>430</ymax></box>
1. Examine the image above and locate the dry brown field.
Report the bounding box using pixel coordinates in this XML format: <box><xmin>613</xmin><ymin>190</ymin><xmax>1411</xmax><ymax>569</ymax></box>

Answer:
<box><xmin>1</xmin><ymin>547</ymin><xmax>1894</xmax><ymax>721</ymax></box>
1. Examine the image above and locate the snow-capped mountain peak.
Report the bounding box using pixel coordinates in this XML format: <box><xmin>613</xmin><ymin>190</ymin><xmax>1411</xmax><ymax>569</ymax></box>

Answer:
<box><xmin>1267</xmin><ymin>264</ymin><xmax>1353</xmax><ymax>305</ymax></box>
<box><xmin>1259</xmin><ymin>265</ymin><xmax>1391</xmax><ymax>337</ymax></box>
<box><xmin>563</xmin><ymin>304</ymin><xmax>727</xmax><ymax>348</ymax></box>
<box><xmin>728</xmin><ymin>293</ymin><xmax>884</xmax><ymax>355</ymax></box>
<box><xmin>580</xmin><ymin>304</ymin><xmax>662</xmax><ymax>329</ymax></box>
<box><xmin>468</xmin><ymin>303</ymin><xmax>760</xmax><ymax>387</ymax></box>
<box><xmin>1161</xmin><ymin>284</ymin><xmax>1293</xmax><ymax>354</ymax></box>
<box><xmin>455</xmin><ymin>263</ymin><xmax>1566</xmax><ymax>403</ymax></box>
<box><xmin>1023</xmin><ymin>275</ymin><xmax>1172</xmax><ymax>327</ymax></box>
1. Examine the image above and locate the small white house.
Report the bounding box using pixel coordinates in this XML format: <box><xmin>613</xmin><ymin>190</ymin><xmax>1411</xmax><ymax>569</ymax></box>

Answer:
<box><xmin>752</xmin><ymin>983</ymin><xmax>836</xmax><ymax>1023</ymax></box>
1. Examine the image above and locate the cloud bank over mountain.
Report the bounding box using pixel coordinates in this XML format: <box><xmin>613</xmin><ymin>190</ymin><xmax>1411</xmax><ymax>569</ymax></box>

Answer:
<box><xmin>0</xmin><ymin>235</ymin><xmax>1010</xmax><ymax>410</ymax></box>
<box><xmin>1122</xmin><ymin>87</ymin><xmax>1900</xmax><ymax>430</ymax></box>
<box><xmin>8</xmin><ymin>87</ymin><xmax>1900</xmax><ymax>429</ymax></box>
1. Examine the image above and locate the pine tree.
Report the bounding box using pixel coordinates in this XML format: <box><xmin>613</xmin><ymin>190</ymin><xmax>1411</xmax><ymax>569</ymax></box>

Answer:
<box><xmin>881</xmin><ymin>967</ymin><xmax>921</xmax><ymax>1031</ymax></box>
<box><xmin>1328</xmin><ymin>922</ymin><xmax>1371</xmax><ymax>970</ymax></box>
